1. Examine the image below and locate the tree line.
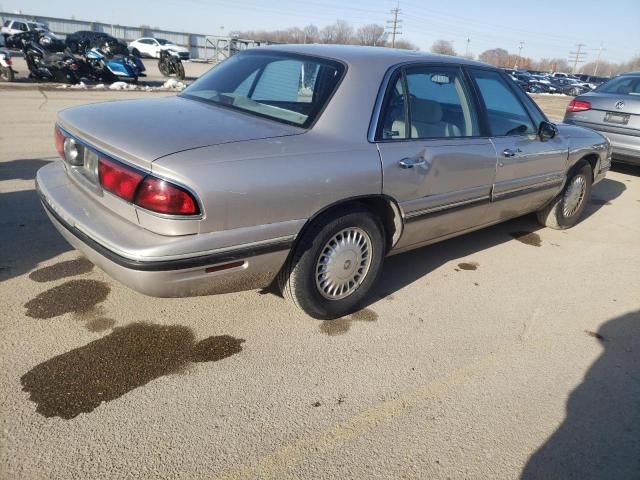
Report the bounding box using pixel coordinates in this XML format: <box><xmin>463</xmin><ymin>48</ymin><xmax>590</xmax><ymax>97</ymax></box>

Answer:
<box><xmin>234</xmin><ymin>20</ymin><xmax>639</xmax><ymax>76</ymax></box>
<box><xmin>235</xmin><ymin>20</ymin><xmax>418</xmax><ymax>50</ymax></box>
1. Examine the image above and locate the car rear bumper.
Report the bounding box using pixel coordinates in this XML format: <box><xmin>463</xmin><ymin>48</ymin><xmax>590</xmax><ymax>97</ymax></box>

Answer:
<box><xmin>36</xmin><ymin>162</ymin><xmax>293</xmax><ymax>297</ymax></box>
<box><xmin>563</xmin><ymin>118</ymin><xmax>640</xmax><ymax>165</ymax></box>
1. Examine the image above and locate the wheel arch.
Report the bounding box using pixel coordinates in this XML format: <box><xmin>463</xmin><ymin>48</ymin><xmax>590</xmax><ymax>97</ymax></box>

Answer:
<box><xmin>573</xmin><ymin>153</ymin><xmax>599</xmax><ymax>182</ymax></box>
<box><xmin>295</xmin><ymin>195</ymin><xmax>405</xmax><ymax>254</ymax></box>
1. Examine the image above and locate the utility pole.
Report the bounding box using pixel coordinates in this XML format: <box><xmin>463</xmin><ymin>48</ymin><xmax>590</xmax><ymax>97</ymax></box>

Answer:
<box><xmin>593</xmin><ymin>44</ymin><xmax>605</xmax><ymax>76</ymax></box>
<box><xmin>386</xmin><ymin>4</ymin><xmax>402</xmax><ymax>48</ymax></box>
<box><xmin>465</xmin><ymin>37</ymin><xmax>471</xmax><ymax>57</ymax></box>
<box><xmin>514</xmin><ymin>41</ymin><xmax>524</xmax><ymax>69</ymax></box>
<box><xmin>569</xmin><ymin>43</ymin><xmax>587</xmax><ymax>73</ymax></box>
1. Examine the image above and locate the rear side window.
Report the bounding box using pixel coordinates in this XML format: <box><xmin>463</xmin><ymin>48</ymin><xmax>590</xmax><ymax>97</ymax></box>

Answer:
<box><xmin>3</xmin><ymin>20</ymin><xmax>10</xmax><ymax>27</ymax></box>
<box><xmin>378</xmin><ymin>65</ymin><xmax>479</xmax><ymax>140</ymax></box>
<box><xmin>469</xmin><ymin>69</ymin><xmax>536</xmax><ymax>136</ymax></box>
<box><xmin>597</xmin><ymin>76</ymin><xmax>640</xmax><ymax>95</ymax></box>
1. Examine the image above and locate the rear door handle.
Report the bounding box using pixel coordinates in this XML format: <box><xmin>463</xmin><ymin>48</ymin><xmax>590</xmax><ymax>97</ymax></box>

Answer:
<box><xmin>399</xmin><ymin>158</ymin><xmax>426</xmax><ymax>169</ymax></box>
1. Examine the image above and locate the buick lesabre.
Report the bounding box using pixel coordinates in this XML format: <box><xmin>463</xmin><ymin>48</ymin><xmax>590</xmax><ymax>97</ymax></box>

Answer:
<box><xmin>36</xmin><ymin>45</ymin><xmax>611</xmax><ymax>319</ymax></box>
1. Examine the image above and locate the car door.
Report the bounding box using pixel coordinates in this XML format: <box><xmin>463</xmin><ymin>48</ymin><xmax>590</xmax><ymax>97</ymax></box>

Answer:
<box><xmin>375</xmin><ymin>64</ymin><xmax>499</xmax><ymax>251</ymax></box>
<box><xmin>467</xmin><ymin>68</ymin><xmax>568</xmax><ymax>221</ymax></box>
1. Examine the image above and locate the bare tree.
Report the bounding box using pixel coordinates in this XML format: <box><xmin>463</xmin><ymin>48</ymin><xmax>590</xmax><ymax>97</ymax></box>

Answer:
<box><xmin>393</xmin><ymin>39</ymin><xmax>419</xmax><ymax>50</ymax></box>
<box><xmin>431</xmin><ymin>40</ymin><xmax>456</xmax><ymax>56</ymax></box>
<box><xmin>286</xmin><ymin>27</ymin><xmax>305</xmax><ymax>44</ymax></box>
<box><xmin>333</xmin><ymin>20</ymin><xmax>354</xmax><ymax>45</ymax></box>
<box><xmin>319</xmin><ymin>24</ymin><xmax>337</xmax><ymax>44</ymax></box>
<box><xmin>303</xmin><ymin>24</ymin><xmax>319</xmax><ymax>44</ymax></box>
<box><xmin>478</xmin><ymin>48</ymin><xmax>509</xmax><ymax>67</ymax></box>
<box><xmin>356</xmin><ymin>24</ymin><xmax>386</xmax><ymax>46</ymax></box>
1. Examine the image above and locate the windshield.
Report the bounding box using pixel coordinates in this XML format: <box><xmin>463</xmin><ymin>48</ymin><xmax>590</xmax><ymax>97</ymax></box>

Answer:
<box><xmin>181</xmin><ymin>51</ymin><xmax>345</xmax><ymax>128</ymax></box>
<box><xmin>156</xmin><ymin>39</ymin><xmax>172</xmax><ymax>45</ymax></box>
<box><xmin>596</xmin><ymin>75</ymin><xmax>640</xmax><ymax>95</ymax></box>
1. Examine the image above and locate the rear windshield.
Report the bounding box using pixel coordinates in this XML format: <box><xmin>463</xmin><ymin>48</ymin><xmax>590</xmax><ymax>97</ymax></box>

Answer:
<box><xmin>596</xmin><ymin>76</ymin><xmax>640</xmax><ymax>95</ymax></box>
<box><xmin>181</xmin><ymin>51</ymin><xmax>345</xmax><ymax>128</ymax></box>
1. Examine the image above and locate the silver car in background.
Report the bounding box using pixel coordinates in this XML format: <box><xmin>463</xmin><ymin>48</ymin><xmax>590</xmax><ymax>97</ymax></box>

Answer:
<box><xmin>36</xmin><ymin>45</ymin><xmax>611</xmax><ymax>319</ymax></box>
<box><xmin>564</xmin><ymin>72</ymin><xmax>640</xmax><ymax>165</ymax></box>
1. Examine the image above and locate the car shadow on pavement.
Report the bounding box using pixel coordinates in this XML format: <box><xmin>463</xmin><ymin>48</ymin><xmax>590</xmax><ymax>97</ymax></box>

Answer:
<box><xmin>0</xmin><ymin>188</ymin><xmax>71</xmax><ymax>281</ymax></box>
<box><xmin>0</xmin><ymin>158</ymin><xmax>53</xmax><ymax>181</ymax></box>
<box><xmin>521</xmin><ymin>310</ymin><xmax>640</xmax><ymax>480</ymax></box>
<box><xmin>367</xmin><ymin>177</ymin><xmax>627</xmax><ymax>304</ymax></box>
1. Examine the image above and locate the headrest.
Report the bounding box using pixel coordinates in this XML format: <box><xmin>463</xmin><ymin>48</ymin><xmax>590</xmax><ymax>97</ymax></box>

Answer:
<box><xmin>410</xmin><ymin>98</ymin><xmax>443</xmax><ymax>124</ymax></box>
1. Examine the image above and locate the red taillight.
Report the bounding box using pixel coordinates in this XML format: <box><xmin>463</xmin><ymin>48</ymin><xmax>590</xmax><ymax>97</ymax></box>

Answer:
<box><xmin>98</xmin><ymin>156</ymin><xmax>199</xmax><ymax>215</ymax></box>
<box><xmin>98</xmin><ymin>157</ymin><xmax>144</xmax><ymax>202</ymax></box>
<box><xmin>70</xmin><ymin>63</ymin><xmax>78</xmax><ymax>71</ymax></box>
<box><xmin>54</xmin><ymin>126</ymin><xmax>65</xmax><ymax>159</ymax></box>
<box><xmin>566</xmin><ymin>99</ymin><xmax>591</xmax><ymax>112</ymax></box>
<box><xmin>135</xmin><ymin>177</ymin><xmax>199</xmax><ymax>215</ymax></box>
<box><xmin>5</xmin><ymin>58</ymin><xmax>12</xmax><ymax>66</ymax></box>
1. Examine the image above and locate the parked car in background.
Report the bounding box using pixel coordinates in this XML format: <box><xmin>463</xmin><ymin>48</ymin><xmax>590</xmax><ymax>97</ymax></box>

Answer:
<box><xmin>549</xmin><ymin>77</ymin><xmax>591</xmax><ymax>96</ymax></box>
<box><xmin>65</xmin><ymin>31</ymin><xmax>120</xmax><ymax>53</ymax></box>
<box><xmin>37</xmin><ymin>46</ymin><xmax>611</xmax><ymax>319</ymax></box>
<box><xmin>576</xmin><ymin>74</ymin><xmax>609</xmax><ymax>89</ymax></box>
<box><xmin>129</xmin><ymin>37</ymin><xmax>190</xmax><ymax>60</ymax></box>
<box><xmin>564</xmin><ymin>72</ymin><xmax>640</xmax><ymax>165</ymax></box>
<box><xmin>2</xmin><ymin>19</ymin><xmax>48</xmax><ymax>48</ymax></box>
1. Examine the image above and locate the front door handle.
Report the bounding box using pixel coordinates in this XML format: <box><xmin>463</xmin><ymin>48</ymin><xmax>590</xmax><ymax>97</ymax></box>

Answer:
<box><xmin>399</xmin><ymin>158</ymin><xmax>426</xmax><ymax>169</ymax></box>
<box><xmin>502</xmin><ymin>148</ymin><xmax>523</xmax><ymax>158</ymax></box>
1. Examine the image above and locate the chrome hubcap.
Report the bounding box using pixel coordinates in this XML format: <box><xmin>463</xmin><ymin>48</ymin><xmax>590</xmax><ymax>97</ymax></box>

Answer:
<box><xmin>315</xmin><ymin>227</ymin><xmax>372</xmax><ymax>301</ymax></box>
<box><xmin>563</xmin><ymin>175</ymin><xmax>586</xmax><ymax>217</ymax></box>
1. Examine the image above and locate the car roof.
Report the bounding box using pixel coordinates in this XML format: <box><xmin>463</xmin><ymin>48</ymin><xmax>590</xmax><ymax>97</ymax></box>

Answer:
<box><xmin>258</xmin><ymin>44</ymin><xmax>492</xmax><ymax>70</ymax></box>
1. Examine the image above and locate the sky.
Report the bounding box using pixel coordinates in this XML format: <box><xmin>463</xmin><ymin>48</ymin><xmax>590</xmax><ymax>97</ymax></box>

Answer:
<box><xmin>1</xmin><ymin>0</ymin><xmax>639</xmax><ymax>64</ymax></box>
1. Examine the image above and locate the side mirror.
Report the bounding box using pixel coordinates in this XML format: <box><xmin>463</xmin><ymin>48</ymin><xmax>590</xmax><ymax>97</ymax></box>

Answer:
<box><xmin>539</xmin><ymin>121</ymin><xmax>557</xmax><ymax>141</ymax></box>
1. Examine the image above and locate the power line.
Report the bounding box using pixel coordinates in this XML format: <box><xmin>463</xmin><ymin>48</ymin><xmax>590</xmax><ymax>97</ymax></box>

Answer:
<box><xmin>593</xmin><ymin>44</ymin><xmax>606</xmax><ymax>75</ymax></box>
<box><xmin>514</xmin><ymin>41</ymin><xmax>524</xmax><ymax>69</ymax></box>
<box><xmin>568</xmin><ymin>43</ymin><xmax>587</xmax><ymax>73</ymax></box>
<box><xmin>386</xmin><ymin>6</ymin><xmax>402</xmax><ymax>48</ymax></box>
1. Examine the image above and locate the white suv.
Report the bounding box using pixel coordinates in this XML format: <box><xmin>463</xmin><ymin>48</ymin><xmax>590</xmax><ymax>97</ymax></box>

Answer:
<box><xmin>128</xmin><ymin>37</ymin><xmax>190</xmax><ymax>60</ymax></box>
<box><xmin>1</xmin><ymin>19</ymin><xmax>48</xmax><ymax>47</ymax></box>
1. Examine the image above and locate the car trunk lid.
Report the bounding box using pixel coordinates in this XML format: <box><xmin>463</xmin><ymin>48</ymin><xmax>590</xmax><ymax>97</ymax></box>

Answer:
<box><xmin>57</xmin><ymin>95</ymin><xmax>304</xmax><ymax>171</ymax></box>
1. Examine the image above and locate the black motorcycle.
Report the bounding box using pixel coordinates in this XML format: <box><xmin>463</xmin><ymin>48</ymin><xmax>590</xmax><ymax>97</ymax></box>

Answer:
<box><xmin>21</xmin><ymin>31</ymin><xmax>81</xmax><ymax>84</ymax></box>
<box><xmin>158</xmin><ymin>49</ymin><xmax>185</xmax><ymax>80</ymax></box>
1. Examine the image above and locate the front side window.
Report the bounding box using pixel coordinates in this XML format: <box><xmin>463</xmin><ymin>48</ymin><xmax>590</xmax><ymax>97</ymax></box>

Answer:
<box><xmin>470</xmin><ymin>69</ymin><xmax>536</xmax><ymax>136</ymax></box>
<box><xmin>378</xmin><ymin>66</ymin><xmax>478</xmax><ymax>140</ymax></box>
<box><xmin>182</xmin><ymin>52</ymin><xmax>344</xmax><ymax>128</ymax></box>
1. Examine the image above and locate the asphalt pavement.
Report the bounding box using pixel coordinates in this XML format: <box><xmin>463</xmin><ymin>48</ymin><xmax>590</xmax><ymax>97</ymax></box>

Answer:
<box><xmin>1</xmin><ymin>88</ymin><xmax>639</xmax><ymax>479</ymax></box>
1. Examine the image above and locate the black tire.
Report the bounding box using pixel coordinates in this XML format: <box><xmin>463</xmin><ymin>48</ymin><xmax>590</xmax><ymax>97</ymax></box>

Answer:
<box><xmin>570</xmin><ymin>87</ymin><xmax>578</xmax><ymax>96</ymax></box>
<box><xmin>132</xmin><ymin>48</ymin><xmax>140</xmax><ymax>58</ymax></box>
<box><xmin>67</xmin><ymin>40</ymin><xmax>78</xmax><ymax>54</ymax></box>
<box><xmin>536</xmin><ymin>162</ymin><xmax>592</xmax><ymax>230</ymax></box>
<box><xmin>278</xmin><ymin>206</ymin><xmax>385</xmax><ymax>319</ymax></box>
<box><xmin>0</xmin><ymin>67</ymin><xmax>14</xmax><ymax>82</ymax></box>
<box><xmin>176</xmin><ymin>62</ymin><xmax>185</xmax><ymax>80</ymax></box>
<box><xmin>158</xmin><ymin>61</ymin><xmax>169</xmax><ymax>77</ymax></box>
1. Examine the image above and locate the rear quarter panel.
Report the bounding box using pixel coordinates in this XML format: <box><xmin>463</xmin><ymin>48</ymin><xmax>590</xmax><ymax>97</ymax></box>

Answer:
<box><xmin>151</xmin><ymin>133</ymin><xmax>382</xmax><ymax>234</ymax></box>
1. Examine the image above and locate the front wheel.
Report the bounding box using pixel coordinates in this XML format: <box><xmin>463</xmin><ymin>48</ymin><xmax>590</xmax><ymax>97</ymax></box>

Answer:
<box><xmin>175</xmin><ymin>62</ymin><xmax>185</xmax><ymax>80</ymax></box>
<box><xmin>536</xmin><ymin>162</ymin><xmax>592</xmax><ymax>229</ymax></box>
<box><xmin>278</xmin><ymin>207</ymin><xmax>385</xmax><ymax>319</ymax></box>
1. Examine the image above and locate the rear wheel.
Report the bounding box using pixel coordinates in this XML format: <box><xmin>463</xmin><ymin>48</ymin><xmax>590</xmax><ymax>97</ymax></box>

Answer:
<box><xmin>0</xmin><ymin>67</ymin><xmax>14</xmax><ymax>82</ymax></box>
<box><xmin>131</xmin><ymin>48</ymin><xmax>140</xmax><ymax>58</ymax></box>
<box><xmin>536</xmin><ymin>162</ymin><xmax>592</xmax><ymax>229</ymax></box>
<box><xmin>278</xmin><ymin>207</ymin><xmax>385</xmax><ymax>319</ymax></box>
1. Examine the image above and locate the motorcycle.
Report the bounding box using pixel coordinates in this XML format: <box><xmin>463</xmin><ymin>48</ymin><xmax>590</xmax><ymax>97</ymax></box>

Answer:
<box><xmin>21</xmin><ymin>31</ymin><xmax>81</xmax><ymax>84</ymax></box>
<box><xmin>158</xmin><ymin>49</ymin><xmax>185</xmax><ymax>80</ymax></box>
<box><xmin>0</xmin><ymin>50</ymin><xmax>16</xmax><ymax>82</ymax></box>
<box><xmin>84</xmin><ymin>38</ymin><xmax>145</xmax><ymax>83</ymax></box>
